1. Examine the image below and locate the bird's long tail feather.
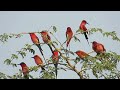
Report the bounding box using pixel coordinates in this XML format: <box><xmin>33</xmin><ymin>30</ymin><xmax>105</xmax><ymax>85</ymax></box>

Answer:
<box><xmin>41</xmin><ymin>66</ymin><xmax>45</xmax><ymax>71</ymax></box>
<box><xmin>84</xmin><ymin>32</ymin><xmax>90</xmax><ymax>46</ymax></box>
<box><xmin>54</xmin><ymin>63</ymin><xmax>58</xmax><ymax>79</ymax></box>
<box><xmin>37</xmin><ymin>44</ymin><xmax>47</xmax><ymax>64</ymax></box>
<box><xmin>48</xmin><ymin>44</ymin><xmax>54</xmax><ymax>54</ymax></box>
<box><xmin>37</xmin><ymin>44</ymin><xmax>43</xmax><ymax>55</ymax></box>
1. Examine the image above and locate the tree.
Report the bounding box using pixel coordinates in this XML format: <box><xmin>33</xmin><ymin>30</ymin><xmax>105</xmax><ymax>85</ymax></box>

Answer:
<box><xmin>0</xmin><ymin>26</ymin><xmax>120</xmax><ymax>79</ymax></box>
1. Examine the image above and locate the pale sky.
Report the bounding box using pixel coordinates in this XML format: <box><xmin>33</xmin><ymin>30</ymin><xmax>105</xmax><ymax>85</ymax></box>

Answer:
<box><xmin>0</xmin><ymin>11</ymin><xmax>120</xmax><ymax>79</ymax></box>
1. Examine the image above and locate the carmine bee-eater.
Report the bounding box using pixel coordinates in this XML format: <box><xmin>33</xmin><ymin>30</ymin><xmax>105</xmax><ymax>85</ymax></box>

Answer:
<box><xmin>40</xmin><ymin>31</ymin><xmax>54</xmax><ymax>54</ymax></box>
<box><xmin>32</xmin><ymin>55</ymin><xmax>45</xmax><ymax>71</ymax></box>
<box><xmin>66</xmin><ymin>27</ymin><xmax>73</xmax><ymax>47</ymax></box>
<box><xmin>18</xmin><ymin>62</ymin><xmax>29</xmax><ymax>79</ymax></box>
<box><xmin>75</xmin><ymin>50</ymin><xmax>89</xmax><ymax>60</ymax></box>
<box><xmin>52</xmin><ymin>50</ymin><xmax>59</xmax><ymax>79</ymax></box>
<box><xmin>92</xmin><ymin>41</ymin><xmax>106</xmax><ymax>55</ymax></box>
<box><xmin>79</xmin><ymin>20</ymin><xmax>90</xmax><ymax>45</ymax></box>
<box><xmin>29</xmin><ymin>33</ymin><xmax>46</xmax><ymax>61</ymax></box>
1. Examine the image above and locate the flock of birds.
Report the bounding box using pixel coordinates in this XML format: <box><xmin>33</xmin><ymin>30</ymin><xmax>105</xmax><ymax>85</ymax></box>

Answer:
<box><xmin>17</xmin><ymin>20</ymin><xmax>106</xmax><ymax>79</ymax></box>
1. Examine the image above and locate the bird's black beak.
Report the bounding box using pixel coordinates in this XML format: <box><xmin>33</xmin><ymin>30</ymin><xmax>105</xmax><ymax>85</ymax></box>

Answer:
<box><xmin>31</xmin><ymin>57</ymin><xmax>34</xmax><ymax>58</ymax></box>
<box><xmin>40</xmin><ymin>31</ymin><xmax>42</xmax><ymax>33</ymax></box>
<box><xmin>87</xmin><ymin>22</ymin><xmax>89</xmax><ymax>25</ymax></box>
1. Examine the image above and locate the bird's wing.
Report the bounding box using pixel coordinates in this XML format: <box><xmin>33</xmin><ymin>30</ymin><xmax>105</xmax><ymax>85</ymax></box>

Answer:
<box><xmin>101</xmin><ymin>44</ymin><xmax>106</xmax><ymax>52</ymax></box>
<box><xmin>47</xmin><ymin>33</ymin><xmax>51</xmax><ymax>41</ymax></box>
<box><xmin>82</xmin><ymin>25</ymin><xmax>87</xmax><ymax>31</ymax></box>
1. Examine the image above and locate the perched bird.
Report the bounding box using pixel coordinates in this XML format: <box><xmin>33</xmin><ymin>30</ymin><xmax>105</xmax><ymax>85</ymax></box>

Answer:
<box><xmin>52</xmin><ymin>50</ymin><xmax>59</xmax><ymax>79</ymax></box>
<box><xmin>66</xmin><ymin>27</ymin><xmax>73</xmax><ymax>47</ymax></box>
<box><xmin>32</xmin><ymin>55</ymin><xmax>45</xmax><ymax>71</ymax></box>
<box><xmin>75</xmin><ymin>50</ymin><xmax>89</xmax><ymax>60</ymax></box>
<box><xmin>40</xmin><ymin>31</ymin><xmax>54</xmax><ymax>54</ymax></box>
<box><xmin>79</xmin><ymin>20</ymin><xmax>89</xmax><ymax>45</ymax></box>
<box><xmin>29</xmin><ymin>33</ymin><xmax>46</xmax><ymax>61</ymax></box>
<box><xmin>18</xmin><ymin>62</ymin><xmax>29</xmax><ymax>79</ymax></box>
<box><xmin>92</xmin><ymin>41</ymin><xmax>106</xmax><ymax>55</ymax></box>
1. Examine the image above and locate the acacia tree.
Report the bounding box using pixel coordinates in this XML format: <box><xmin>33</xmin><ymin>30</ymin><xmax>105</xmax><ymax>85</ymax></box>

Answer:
<box><xmin>0</xmin><ymin>26</ymin><xmax>120</xmax><ymax>79</ymax></box>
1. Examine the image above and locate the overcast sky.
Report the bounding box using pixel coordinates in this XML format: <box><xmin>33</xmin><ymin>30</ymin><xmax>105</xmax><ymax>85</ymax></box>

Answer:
<box><xmin>0</xmin><ymin>11</ymin><xmax>120</xmax><ymax>79</ymax></box>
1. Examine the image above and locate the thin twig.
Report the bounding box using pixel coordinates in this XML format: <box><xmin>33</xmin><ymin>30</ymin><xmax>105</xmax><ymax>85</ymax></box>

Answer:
<box><xmin>47</xmin><ymin>26</ymin><xmax>53</xmax><ymax>32</ymax></box>
<box><xmin>11</xmin><ymin>31</ymin><xmax>42</xmax><ymax>35</ymax></box>
<box><xmin>15</xmin><ymin>30</ymin><xmax>85</xmax><ymax>79</ymax></box>
<box><xmin>87</xmin><ymin>51</ymin><xmax>95</xmax><ymax>55</ymax></box>
<box><xmin>59</xmin><ymin>52</ymin><xmax>85</xmax><ymax>79</ymax></box>
<box><xmin>50</xmin><ymin>32</ymin><xmax>64</xmax><ymax>49</ymax></box>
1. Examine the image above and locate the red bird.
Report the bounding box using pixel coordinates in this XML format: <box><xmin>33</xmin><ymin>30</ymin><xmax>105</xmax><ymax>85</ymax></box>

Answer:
<box><xmin>52</xmin><ymin>50</ymin><xmax>59</xmax><ymax>79</ymax></box>
<box><xmin>40</xmin><ymin>31</ymin><xmax>54</xmax><ymax>54</ymax></box>
<box><xmin>66</xmin><ymin>27</ymin><xmax>73</xmax><ymax>47</ymax></box>
<box><xmin>32</xmin><ymin>55</ymin><xmax>45</xmax><ymax>71</ymax></box>
<box><xmin>79</xmin><ymin>20</ymin><xmax>89</xmax><ymax>45</ymax></box>
<box><xmin>75</xmin><ymin>50</ymin><xmax>89</xmax><ymax>60</ymax></box>
<box><xmin>92</xmin><ymin>41</ymin><xmax>106</xmax><ymax>55</ymax></box>
<box><xmin>18</xmin><ymin>62</ymin><xmax>29</xmax><ymax>79</ymax></box>
<box><xmin>29</xmin><ymin>33</ymin><xmax>45</xmax><ymax>61</ymax></box>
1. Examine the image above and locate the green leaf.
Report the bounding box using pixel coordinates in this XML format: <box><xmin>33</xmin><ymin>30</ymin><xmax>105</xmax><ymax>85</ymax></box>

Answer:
<box><xmin>53</xmin><ymin>26</ymin><xmax>57</xmax><ymax>33</ymax></box>
<box><xmin>9</xmin><ymin>36</ymin><xmax>12</xmax><ymax>38</ymax></box>
<box><xmin>11</xmin><ymin>63</ymin><xmax>17</xmax><ymax>67</ymax></box>
<box><xmin>0</xmin><ymin>72</ymin><xmax>7</xmax><ymax>79</ymax></box>
<box><xmin>92</xmin><ymin>67</ymin><xmax>98</xmax><ymax>78</ymax></box>
<box><xmin>4</xmin><ymin>59</ymin><xmax>11</xmax><ymax>65</ymax></box>
<box><xmin>74</xmin><ymin>57</ymin><xmax>80</xmax><ymax>63</ymax></box>
<box><xmin>82</xmin><ymin>61</ymin><xmax>88</xmax><ymax>68</ymax></box>
<box><xmin>52</xmin><ymin>41</ymin><xmax>58</xmax><ymax>46</ymax></box>
<box><xmin>97</xmin><ymin>28</ymin><xmax>103</xmax><ymax>33</ymax></box>
<box><xmin>17</xmin><ymin>51</ymin><xmax>26</xmax><ymax>58</ymax></box>
<box><xmin>69</xmin><ymin>51</ymin><xmax>75</xmax><ymax>55</ymax></box>
<box><xmin>40</xmin><ymin>70</ymin><xmax>55</xmax><ymax>79</ymax></box>
<box><xmin>89</xmin><ymin>28</ymin><xmax>103</xmax><ymax>35</ymax></box>
<box><xmin>0</xmin><ymin>33</ymin><xmax>23</xmax><ymax>43</ymax></box>
<box><xmin>29</xmin><ymin>49</ymin><xmax>35</xmax><ymax>55</ymax></box>
<box><xmin>0</xmin><ymin>33</ymin><xmax>9</xmax><ymax>43</ymax></box>
<box><xmin>29</xmin><ymin>66</ymin><xmax>39</xmax><ymax>72</ymax></box>
<box><xmin>11</xmin><ymin>54</ymin><xmax>18</xmax><ymax>60</ymax></box>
